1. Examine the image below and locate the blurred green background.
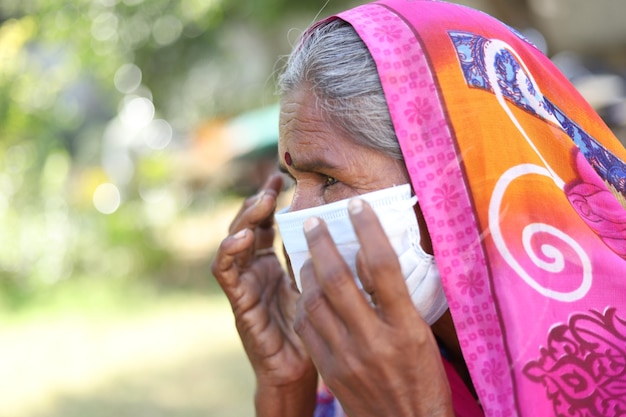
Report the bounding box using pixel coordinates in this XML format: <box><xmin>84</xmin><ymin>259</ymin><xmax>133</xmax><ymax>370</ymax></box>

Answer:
<box><xmin>0</xmin><ymin>0</ymin><xmax>624</xmax><ymax>416</ymax></box>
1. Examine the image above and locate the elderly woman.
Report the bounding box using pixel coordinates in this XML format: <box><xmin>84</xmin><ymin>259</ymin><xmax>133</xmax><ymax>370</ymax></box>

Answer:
<box><xmin>212</xmin><ymin>1</ymin><xmax>626</xmax><ymax>416</ymax></box>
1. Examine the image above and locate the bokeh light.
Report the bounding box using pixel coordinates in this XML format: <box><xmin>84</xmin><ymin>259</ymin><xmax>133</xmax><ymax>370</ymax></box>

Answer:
<box><xmin>152</xmin><ymin>15</ymin><xmax>183</xmax><ymax>46</ymax></box>
<box><xmin>119</xmin><ymin>96</ymin><xmax>154</xmax><ymax>129</ymax></box>
<box><xmin>114</xmin><ymin>63</ymin><xmax>142</xmax><ymax>94</ymax></box>
<box><xmin>93</xmin><ymin>182</ymin><xmax>121</xmax><ymax>214</ymax></box>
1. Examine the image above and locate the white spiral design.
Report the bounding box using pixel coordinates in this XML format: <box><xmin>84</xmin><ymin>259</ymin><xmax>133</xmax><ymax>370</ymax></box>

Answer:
<box><xmin>483</xmin><ymin>40</ymin><xmax>593</xmax><ymax>302</ymax></box>
<box><xmin>489</xmin><ymin>164</ymin><xmax>592</xmax><ymax>301</ymax></box>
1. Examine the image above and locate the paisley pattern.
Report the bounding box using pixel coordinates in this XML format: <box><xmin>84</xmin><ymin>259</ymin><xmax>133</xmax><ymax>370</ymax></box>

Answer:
<box><xmin>551</xmin><ymin>104</ymin><xmax>626</xmax><ymax>203</ymax></box>
<box><xmin>450</xmin><ymin>31</ymin><xmax>543</xmax><ymax>114</ymax></box>
<box><xmin>450</xmin><ymin>30</ymin><xmax>626</xmax><ymax>203</ymax></box>
<box><xmin>523</xmin><ymin>309</ymin><xmax>626</xmax><ymax>417</ymax></box>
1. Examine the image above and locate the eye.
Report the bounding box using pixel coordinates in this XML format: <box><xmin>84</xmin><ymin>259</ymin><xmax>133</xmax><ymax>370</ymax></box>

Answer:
<box><xmin>324</xmin><ymin>176</ymin><xmax>338</xmax><ymax>187</ymax></box>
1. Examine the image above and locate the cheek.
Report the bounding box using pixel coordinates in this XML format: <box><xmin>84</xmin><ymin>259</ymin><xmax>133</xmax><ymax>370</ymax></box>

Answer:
<box><xmin>289</xmin><ymin>181</ymin><xmax>359</xmax><ymax>211</ymax></box>
<box><xmin>322</xmin><ymin>184</ymin><xmax>360</xmax><ymax>204</ymax></box>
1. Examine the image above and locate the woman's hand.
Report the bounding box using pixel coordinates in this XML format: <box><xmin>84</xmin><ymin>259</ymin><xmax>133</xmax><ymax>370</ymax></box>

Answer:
<box><xmin>211</xmin><ymin>173</ymin><xmax>317</xmax><ymax>417</ymax></box>
<box><xmin>294</xmin><ymin>198</ymin><xmax>454</xmax><ymax>417</ymax></box>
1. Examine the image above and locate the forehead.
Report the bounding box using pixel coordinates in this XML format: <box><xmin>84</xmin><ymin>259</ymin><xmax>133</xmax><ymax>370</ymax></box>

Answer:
<box><xmin>279</xmin><ymin>88</ymin><xmax>353</xmax><ymax>158</ymax></box>
<box><xmin>277</xmin><ymin>87</ymin><xmax>410</xmax><ymax>190</ymax></box>
<box><xmin>279</xmin><ymin>88</ymin><xmax>328</xmax><ymax>139</ymax></box>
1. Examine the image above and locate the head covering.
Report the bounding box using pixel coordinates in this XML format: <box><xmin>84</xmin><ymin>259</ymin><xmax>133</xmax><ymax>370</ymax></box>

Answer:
<box><xmin>307</xmin><ymin>1</ymin><xmax>626</xmax><ymax>416</ymax></box>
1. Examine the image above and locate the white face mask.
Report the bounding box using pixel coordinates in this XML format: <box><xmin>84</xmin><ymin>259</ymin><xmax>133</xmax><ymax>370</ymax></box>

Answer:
<box><xmin>275</xmin><ymin>184</ymin><xmax>448</xmax><ymax>325</ymax></box>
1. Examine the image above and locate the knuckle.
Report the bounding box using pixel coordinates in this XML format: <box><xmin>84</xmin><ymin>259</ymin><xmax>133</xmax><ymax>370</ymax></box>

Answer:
<box><xmin>210</xmin><ymin>257</ymin><xmax>221</xmax><ymax>276</ymax></box>
<box><xmin>300</xmin><ymin>259</ymin><xmax>314</xmax><ymax>278</ymax></box>
<box><xmin>321</xmin><ymin>264</ymin><xmax>354</xmax><ymax>292</ymax></box>
<box><xmin>301</xmin><ymin>288</ymin><xmax>327</xmax><ymax>315</ymax></box>
<box><xmin>234</xmin><ymin>310</ymin><xmax>258</xmax><ymax>339</ymax></box>
<box><xmin>293</xmin><ymin>309</ymin><xmax>309</xmax><ymax>337</ymax></box>
<box><xmin>408</xmin><ymin>324</ymin><xmax>432</xmax><ymax>346</ymax></box>
<box><xmin>368</xmin><ymin>251</ymin><xmax>400</xmax><ymax>273</ymax></box>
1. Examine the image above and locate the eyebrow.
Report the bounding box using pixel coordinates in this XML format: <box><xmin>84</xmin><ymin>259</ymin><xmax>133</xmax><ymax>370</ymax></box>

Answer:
<box><xmin>277</xmin><ymin>158</ymin><xmax>340</xmax><ymax>177</ymax></box>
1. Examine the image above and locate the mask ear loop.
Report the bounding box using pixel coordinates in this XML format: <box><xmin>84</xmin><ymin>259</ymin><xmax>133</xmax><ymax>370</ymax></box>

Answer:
<box><xmin>408</xmin><ymin>198</ymin><xmax>433</xmax><ymax>258</ymax></box>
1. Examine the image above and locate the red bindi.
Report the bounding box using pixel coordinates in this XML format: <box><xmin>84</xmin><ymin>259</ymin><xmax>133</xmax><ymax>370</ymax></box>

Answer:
<box><xmin>284</xmin><ymin>152</ymin><xmax>292</xmax><ymax>166</ymax></box>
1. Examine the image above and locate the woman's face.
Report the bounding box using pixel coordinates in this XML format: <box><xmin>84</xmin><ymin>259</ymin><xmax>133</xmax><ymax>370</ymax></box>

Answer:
<box><xmin>278</xmin><ymin>86</ymin><xmax>410</xmax><ymax>212</ymax></box>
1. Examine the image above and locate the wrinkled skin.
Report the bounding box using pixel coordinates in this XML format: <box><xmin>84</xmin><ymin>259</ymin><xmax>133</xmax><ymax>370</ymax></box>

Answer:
<box><xmin>295</xmin><ymin>202</ymin><xmax>453</xmax><ymax>417</ymax></box>
<box><xmin>212</xmin><ymin>84</ymin><xmax>456</xmax><ymax>416</ymax></box>
<box><xmin>211</xmin><ymin>174</ymin><xmax>317</xmax><ymax>417</ymax></box>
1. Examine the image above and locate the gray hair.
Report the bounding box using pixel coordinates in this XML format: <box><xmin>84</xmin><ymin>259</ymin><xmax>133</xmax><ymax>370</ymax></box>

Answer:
<box><xmin>277</xmin><ymin>18</ymin><xmax>403</xmax><ymax>160</ymax></box>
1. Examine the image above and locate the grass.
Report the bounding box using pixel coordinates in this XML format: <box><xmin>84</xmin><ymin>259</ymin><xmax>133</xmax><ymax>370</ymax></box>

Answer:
<box><xmin>0</xmin><ymin>279</ymin><xmax>256</xmax><ymax>417</ymax></box>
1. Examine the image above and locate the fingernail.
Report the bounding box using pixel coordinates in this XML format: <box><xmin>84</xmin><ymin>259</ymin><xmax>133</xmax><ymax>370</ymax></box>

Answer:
<box><xmin>303</xmin><ymin>217</ymin><xmax>320</xmax><ymax>233</ymax></box>
<box><xmin>233</xmin><ymin>229</ymin><xmax>248</xmax><ymax>239</ymax></box>
<box><xmin>349</xmin><ymin>198</ymin><xmax>364</xmax><ymax>214</ymax></box>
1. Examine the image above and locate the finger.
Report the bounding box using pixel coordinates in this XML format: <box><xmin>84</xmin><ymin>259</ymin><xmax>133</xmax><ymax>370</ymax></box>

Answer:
<box><xmin>348</xmin><ymin>198</ymin><xmax>413</xmax><ymax>323</ymax></box>
<box><xmin>293</xmin><ymin>274</ymin><xmax>334</xmax><ymax>371</ymax></box>
<box><xmin>228</xmin><ymin>173</ymin><xmax>284</xmax><ymax>235</ymax></box>
<box><xmin>254</xmin><ymin>172</ymin><xmax>285</xmax><ymax>230</ymax></box>
<box><xmin>229</xmin><ymin>173</ymin><xmax>283</xmax><ymax>228</ymax></box>
<box><xmin>303</xmin><ymin>217</ymin><xmax>375</xmax><ymax>333</ymax></box>
<box><xmin>355</xmin><ymin>250</ymin><xmax>378</xmax><ymax>307</ymax></box>
<box><xmin>297</xmin><ymin>260</ymin><xmax>347</xmax><ymax>349</ymax></box>
<box><xmin>228</xmin><ymin>174</ymin><xmax>283</xmax><ymax>267</ymax></box>
<box><xmin>211</xmin><ymin>228</ymin><xmax>254</xmax><ymax>295</ymax></box>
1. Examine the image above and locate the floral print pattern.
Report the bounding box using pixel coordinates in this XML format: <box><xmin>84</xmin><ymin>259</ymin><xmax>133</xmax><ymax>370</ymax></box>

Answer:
<box><xmin>457</xmin><ymin>271</ymin><xmax>485</xmax><ymax>297</ymax></box>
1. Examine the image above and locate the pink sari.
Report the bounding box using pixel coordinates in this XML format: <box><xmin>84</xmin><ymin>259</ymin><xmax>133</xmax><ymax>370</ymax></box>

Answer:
<box><xmin>310</xmin><ymin>1</ymin><xmax>626</xmax><ymax>416</ymax></box>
